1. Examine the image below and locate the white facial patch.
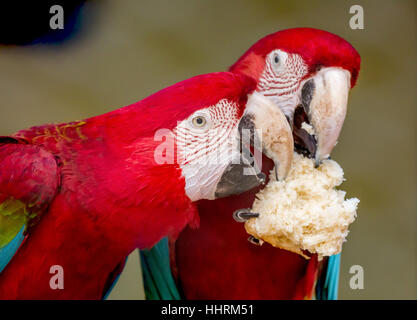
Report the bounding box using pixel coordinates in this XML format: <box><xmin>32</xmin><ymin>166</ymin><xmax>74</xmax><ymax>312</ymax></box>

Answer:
<box><xmin>257</xmin><ymin>51</ymin><xmax>308</xmax><ymax>120</ymax></box>
<box><xmin>174</xmin><ymin>99</ymin><xmax>241</xmax><ymax>201</ymax></box>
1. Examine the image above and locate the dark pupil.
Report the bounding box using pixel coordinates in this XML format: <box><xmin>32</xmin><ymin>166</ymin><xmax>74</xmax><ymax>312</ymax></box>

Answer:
<box><xmin>196</xmin><ymin>117</ymin><xmax>203</xmax><ymax>124</ymax></box>
<box><xmin>274</xmin><ymin>56</ymin><xmax>279</xmax><ymax>64</ymax></box>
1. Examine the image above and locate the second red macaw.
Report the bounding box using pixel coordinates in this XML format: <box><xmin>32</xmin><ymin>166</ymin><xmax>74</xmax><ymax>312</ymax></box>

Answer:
<box><xmin>141</xmin><ymin>28</ymin><xmax>361</xmax><ymax>300</ymax></box>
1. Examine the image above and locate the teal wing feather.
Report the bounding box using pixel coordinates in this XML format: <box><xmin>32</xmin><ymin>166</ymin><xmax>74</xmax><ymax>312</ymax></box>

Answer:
<box><xmin>0</xmin><ymin>226</ymin><xmax>25</xmax><ymax>273</ymax></box>
<box><xmin>0</xmin><ymin>138</ymin><xmax>60</xmax><ymax>272</ymax></box>
<box><xmin>140</xmin><ymin>237</ymin><xmax>181</xmax><ymax>300</ymax></box>
<box><xmin>316</xmin><ymin>253</ymin><xmax>341</xmax><ymax>300</ymax></box>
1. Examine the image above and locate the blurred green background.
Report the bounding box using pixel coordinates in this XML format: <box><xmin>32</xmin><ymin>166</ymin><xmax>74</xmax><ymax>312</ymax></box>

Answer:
<box><xmin>0</xmin><ymin>0</ymin><xmax>415</xmax><ymax>299</ymax></box>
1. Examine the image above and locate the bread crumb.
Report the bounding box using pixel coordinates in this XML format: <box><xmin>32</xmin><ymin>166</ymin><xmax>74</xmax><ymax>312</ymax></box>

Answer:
<box><xmin>301</xmin><ymin>122</ymin><xmax>315</xmax><ymax>135</ymax></box>
<box><xmin>245</xmin><ymin>153</ymin><xmax>359</xmax><ymax>260</ymax></box>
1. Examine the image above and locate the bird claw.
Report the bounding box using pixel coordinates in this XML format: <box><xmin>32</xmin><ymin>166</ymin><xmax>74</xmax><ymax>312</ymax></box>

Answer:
<box><xmin>247</xmin><ymin>236</ymin><xmax>263</xmax><ymax>246</ymax></box>
<box><xmin>233</xmin><ymin>209</ymin><xmax>260</xmax><ymax>222</ymax></box>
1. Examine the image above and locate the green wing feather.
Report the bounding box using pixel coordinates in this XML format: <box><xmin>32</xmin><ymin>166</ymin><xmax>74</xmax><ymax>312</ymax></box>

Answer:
<box><xmin>0</xmin><ymin>138</ymin><xmax>60</xmax><ymax>271</ymax></box>
<box><xmin>0</xmin><ymin>198</ymin><xmax>30</xmax><ymax>249</ymax></box>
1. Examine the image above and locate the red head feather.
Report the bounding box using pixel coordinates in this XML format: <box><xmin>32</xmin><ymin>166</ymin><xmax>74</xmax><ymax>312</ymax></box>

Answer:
<box><xmin>99</xmin><ymin>72</ymin><xmax>257</xmax><ymax>145</ymax></box>
<box><xmin>230</xmin><ymin>28</ymin><xmax>361</xmax><ymax>88</ymax></box>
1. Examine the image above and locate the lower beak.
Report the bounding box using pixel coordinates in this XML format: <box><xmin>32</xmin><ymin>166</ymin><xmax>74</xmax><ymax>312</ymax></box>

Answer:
<box><xmin>301</xmin><ymin>67</ymin><xmax>351</xmax><ymax>165</ymax></box>
<box><xmin>215</xmin><ymin>92</ymin><xmax>293</xmax><ymax>198</ymax></box>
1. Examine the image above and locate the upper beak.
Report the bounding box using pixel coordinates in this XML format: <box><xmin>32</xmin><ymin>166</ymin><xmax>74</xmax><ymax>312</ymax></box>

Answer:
<box><xmin>240</xmin><ymin>92</ymin><xmax>294</xmax><ymax>181</ymax></box>
<box><xmin>300</xmin><ymin>67</ymin><xmax>351</xmax><ymax>165</ymax></box>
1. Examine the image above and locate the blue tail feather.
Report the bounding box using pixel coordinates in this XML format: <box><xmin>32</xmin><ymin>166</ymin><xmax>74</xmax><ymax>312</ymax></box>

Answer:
<box><xmin>0</xmin><ymin>226</ymin><xmax>25</xmax><ymax>273</ymax></box>
<box><xmin>316</xmin><ymin>253</ymin><xmax>341</xmax><ymax>300</ymax></box>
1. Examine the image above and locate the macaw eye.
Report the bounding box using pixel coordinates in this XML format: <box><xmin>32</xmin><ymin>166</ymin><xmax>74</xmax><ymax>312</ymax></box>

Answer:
<box><xmin>192</xmin><ymin>116</ymin><xmax>207</xmax><ymax>128</ymax></box>
<box><xmin>270</xmin><ymin>50</ymin><xmax>287</xmax><ymax>71</ymax></box>
<box><xmin>274</xmin><ymin>55</ymin><xmax>279</xmax><ymax>64</ymax></box>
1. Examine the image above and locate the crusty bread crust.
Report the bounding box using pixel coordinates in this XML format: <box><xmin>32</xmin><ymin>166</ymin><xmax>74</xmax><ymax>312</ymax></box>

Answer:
<box><xmin>245</xmin><ymin>153</ymin><xmax>359</xmax><ymax>260</ymax></box>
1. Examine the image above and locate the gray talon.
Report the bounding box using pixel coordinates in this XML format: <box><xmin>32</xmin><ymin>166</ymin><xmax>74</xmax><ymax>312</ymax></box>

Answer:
<box><xmin>233</xmin><ymin>209</ymin><xmax>260</xmax><ymax>222</ymax></box>
<box><xmin>247</xmin><ymin>236</ymin><xmax>262</xmax><ymax>246</ymax></box>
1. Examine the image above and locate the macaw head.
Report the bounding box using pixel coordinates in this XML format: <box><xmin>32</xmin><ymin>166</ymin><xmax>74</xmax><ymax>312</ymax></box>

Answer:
<box><xmin>230</xmin><ymin>28</ymin><xmax>361</xmax><ymax>164</ymax></box>
<box><xmin>133</xmin><ymin>72</ymin><xmax>293</xmax><ymax>203</ymax></box>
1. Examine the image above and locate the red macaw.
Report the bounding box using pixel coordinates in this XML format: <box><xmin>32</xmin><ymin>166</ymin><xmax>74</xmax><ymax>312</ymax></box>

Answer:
<box><xmin>141</xmin><ymin>28</ymin><xmax>361</xmax><ymax>300</ymax></box>
<box><xmin>0</xmin><ymin>72</ymin><xmax>294</xmax><ymax>299</ymax></box>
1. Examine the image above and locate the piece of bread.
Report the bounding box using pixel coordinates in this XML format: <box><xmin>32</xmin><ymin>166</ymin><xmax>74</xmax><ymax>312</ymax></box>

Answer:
<box><xmin>245</xmin><ymin>153</ymin><xmax>359</xmax><ymax>260</ymax></box>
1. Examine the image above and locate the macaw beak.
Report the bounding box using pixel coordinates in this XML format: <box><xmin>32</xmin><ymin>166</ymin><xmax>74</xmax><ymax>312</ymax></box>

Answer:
<box><xmin>242</xmin><ymin>92</ymin><xmax>294</xmax><ymax>180</ymax></box>
<box><xmin>300</xmin><ymin>67</ymin><xmax>351</xmax><ymax>165</ymax></box>
<box><xmin>215</xmin><ymin>92</ymin><xmax>293</xmax><ymax>199</ymax></box>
